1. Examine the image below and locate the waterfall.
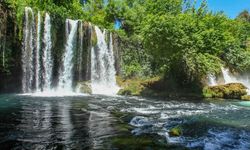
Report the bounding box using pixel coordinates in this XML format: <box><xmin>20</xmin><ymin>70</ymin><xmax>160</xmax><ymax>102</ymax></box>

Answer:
<box><xmin>21</xmin><ymin>7</ymin><xmax>120</xmax><ymax>95</ymax></box>
<box><xmin>35</xmin><ymin>12</ymin><xmax>41</xmax><ymax>91</ymax></box>
<box><xmin>91</xmin><ymin>26</ymin><xmax>119</xmax><ymax>95</ymax></box>
<box><xmin>208</xmin><ymin>74</ymin><xmax>217</xmax><ymax>86</ymax></box>
<box><xmin>22</xmin><ymin>7</ymin><xmax>35</xmax><ymax>93</ymax></box>
<box><xmin>22</xmin><ymin>9</ymin><xmax>54</xmax><ymax>93</ymax></box>
<box><xmin>221</xmin><ymin>67</ymin><xmax>237</xmax><ymax>84</ymax></box>
<box><xmin>42</xmin><ymin>13</ymin><xmax>53</xmax><ymax>91</ymax></box>
<box><xmin>221</xmin><ymin>67</ymin><xmax>250</xmax><ymax>94</ymax></box>
<box><xmin>58</xmin><ymin>19</ymin><xmax>78</xmax><ymax>91</ymax></box>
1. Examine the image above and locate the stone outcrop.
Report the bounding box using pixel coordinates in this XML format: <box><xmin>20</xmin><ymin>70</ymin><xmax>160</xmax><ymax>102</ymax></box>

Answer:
<box><xmin>203</xmin><ymin>83</ymin><xmax>248</xmax><ymax>99</ymax></box>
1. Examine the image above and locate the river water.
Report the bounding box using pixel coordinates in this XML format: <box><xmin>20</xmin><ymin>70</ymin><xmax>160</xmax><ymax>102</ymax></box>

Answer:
<box><xmin>0</xmin><ymin>94</ymin><xmax>249</xmax><ymax>150</ymax></box>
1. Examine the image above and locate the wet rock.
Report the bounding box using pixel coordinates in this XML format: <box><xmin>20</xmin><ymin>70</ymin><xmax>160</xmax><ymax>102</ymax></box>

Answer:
<box><xmin>76</xmin><ymin>81</ymin><xmax>92</xmax><ymax>94</ymax></box>
<box><xmin>107</xmin><ymin>106</ymin><xmax>115</xmax><ymax>111</ymax></box>
<box><xmin>203</xmin><ymin>83</ymin><xmax>247</xmax><ymax>99</ymax></box>
<box><xmin>117</xmin><ymin>88</ymin><xmax>132</xmax><ymax>96</ymax></box>
<box><xmin>81</xmin><ymin>108</ymin><xmax>88</xmax><ymax>112</ymax></box>
<box><xmin>129</xmin><ymin>116</ymin><xmax>150</xmax><ymax>127</ymax></box>
<box><xmin>241</xmin><ymin>95</ymin><xmax>250</xmax><ymax>101</ymax></box>
<box><xmin>169</xmin><ymin>126</ymin><xmax>182</xmax><ymax>137</ymax></box>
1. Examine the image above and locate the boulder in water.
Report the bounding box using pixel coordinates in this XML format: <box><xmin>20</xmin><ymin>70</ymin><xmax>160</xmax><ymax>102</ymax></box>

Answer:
<box><xmin>77</xmin><ymin>81</ymin><xmax>92</xmax><ymax>94</ymax></box>
<box><xmin>203</xmin><ymin>83</ymin><xmax>247</xmax><ymax>99</ymax></box>
<box><xmin>241</xmin><ymin>95</ymin><xmax>250</xmax><ymax>101</ymax></box>
<box><xmin>169</xmin><ymin>126</ymin><xmax>182</xmax><ymax>137</ymax></box>
<box><xmin>129</xmin><ymin>116</ymin><xmax>150</xmax><ymax>127</ymax></box>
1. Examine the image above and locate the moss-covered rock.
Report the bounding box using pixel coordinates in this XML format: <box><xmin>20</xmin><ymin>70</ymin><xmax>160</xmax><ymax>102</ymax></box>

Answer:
<box><xmin>76</xmin><ymin>81</ymin><xmax>92</xmax><ymax>94</ymax></box>
<box><xmin>116</xmin><ymin>76</ymin><xmax>161</xmax><ymax>96</ymax></box>
<box><xmin>91</xmin><ymin>26</ymin><xmax>97</xmax><ymax>46</ymax></box>
<box><xmin>117</xmin><ymin>89</ymin><xmax>132</xmax><ymax>96</ymax></box>
<box><xmin>241</xmin><ymin>95</ymin><xmax>250</xmax><ymax>101</ymax></box>
<box><xmin>169</xmin><ymin>126</ymin><xmax>182</xmax><ymax>137</ymax></box>
<box><xmin>203</xmin><ymin>83</ymin><xmax>247</xmax><ymax>99</ymax></box>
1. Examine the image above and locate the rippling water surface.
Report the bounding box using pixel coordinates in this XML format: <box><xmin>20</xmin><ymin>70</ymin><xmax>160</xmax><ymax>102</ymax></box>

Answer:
<box><xmin>0</xmin><ymin>94</ymin><xmax>250</xmax><ymax>150</ymax></box>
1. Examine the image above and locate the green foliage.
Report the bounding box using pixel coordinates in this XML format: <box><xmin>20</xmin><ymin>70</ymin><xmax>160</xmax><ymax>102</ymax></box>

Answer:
<box><xmin>237</xmin><ymin>10</ymin><xmax>250</xmax><ymax>22</ymax></box>
<box><xmin>223</xmin><ymin>46</ymin><xmax>250</xmax><ymax>72</ymax></box>
<box><xmin>120</xmin><ymin>36</ymin><xmax>152</xmax><ymax>77</ymax></box>
<box><xmin>141</xmin><ymin>4</ymin><xmax>250</xmax><ymax>85</ymax></box>
<box><xmin>182</xmin><ymin>52</ymin><xmax>222</xmax><ymax>81</ymax></box>
<box><xmin>105</xmin><ymin>0</ymin><xmax>128</xmax><ymax>21</ymax></box>
<box><xmin>141</xmin><ymin>13</ymin><xmax>226</xmax><ymax>83</ymax></box>
<box><xmin>6</xmin><ymin>0</ymin><xmax>85</xmax><ymax>39</ymax></box>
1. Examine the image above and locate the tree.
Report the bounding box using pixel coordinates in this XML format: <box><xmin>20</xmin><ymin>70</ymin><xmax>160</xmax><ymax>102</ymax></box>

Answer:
<box><xmin>237</xmin><ymin>10</ymin><xmax>250</xmax><ymax>22</ymax></box>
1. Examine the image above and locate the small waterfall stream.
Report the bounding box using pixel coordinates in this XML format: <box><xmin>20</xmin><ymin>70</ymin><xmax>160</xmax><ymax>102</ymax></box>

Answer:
<box><xmin>42</xmin><ymin>13</ymin><xmax>53</xmax><ymax>91</ymax></box>
<box><xmin>221</xmin><ymin>67</ymin><xmax>237</xmax><ymax>84</ymax></box>
<box><xmin>207</xmin><ymin>74</ymin><xmax>217</xmax><ymax>86</ymax></box>
<box><xmin>58</xmin><ymin>19</ymin><xmax>78</xmax><ymax>92</ymax></box>
<box><xmin>91</xmin><ymin>26</ymin><xmax>119</xmax><ymax>95</ymax></box>
<box><xmin>208</xmin><ymin>67</ymin><xmax>250</xmax><ymax>94</ymax></box>
<box><xmin>22</xmin><ymin>9</ymin><xmax>54</xmax><ymax>93</ymax></box>
<box><xmin>22</xmin><ymin>7</ymin><xmax>35</xmax><ymax>93</ymax></box>
<box><xmin>35</xmin><ymin>12</ymin><xmax>41</xmax><ymax>91</ymax></box>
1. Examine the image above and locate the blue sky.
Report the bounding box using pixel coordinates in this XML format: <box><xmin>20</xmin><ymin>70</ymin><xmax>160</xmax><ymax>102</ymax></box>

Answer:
<box><xmin>197</xmin><ymin>0</ymin><xmax>250</xmax><ymax>18</ymax></box>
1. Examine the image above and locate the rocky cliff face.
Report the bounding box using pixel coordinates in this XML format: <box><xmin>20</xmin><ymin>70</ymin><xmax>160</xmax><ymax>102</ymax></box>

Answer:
<box><xmin>0</xmin><ymin>2</ymin><xmax>22</xmax><ymax>93</ymax></box>
<box><xmin>112</xmin><ymin>33</ymin><xmax>122</xmax><ymax>75</ymax></box>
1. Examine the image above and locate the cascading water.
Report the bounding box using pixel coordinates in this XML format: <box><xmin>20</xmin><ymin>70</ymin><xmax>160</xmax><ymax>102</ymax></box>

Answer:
<box><xmin>221</xmin><ymin>67</ymin><xmax>237</xmax><ymax>84</ymax></box>
<box><xmin>208</xmin><ymin>74</ymin><xmax>217</xmax><ymax>86</ymax></box>
<box><xmin>221</xmin><ymin>67</ymin><xmax>250</xmax><ymax>94</ymax></box>
<box><xmin>42</xmin><ymin>13</ymin><xmax>53</xmax><ymax>91</ymax></box>
<box><xmin>22</xmin><ymin>7</ymin><xmax>35</xmax><ymax>93</ymax></box>
<box><xmin>58</xmin><ymin>19</ymin><xmax>78</xmax><ymax>92</ymax></box>
<box><xmin>21</xmin><ymin>7</ymin><xmax>120</xmax><ymax>95</ymax></box>
<box><xmin>91</xmin><ymin>26</ymin><xmax>119</xmax><ymax>95</ymax></box>
<box><xmin>22</xmin><ymin>8</ymin><xmax>55</xmax><ymax>94</ymax></box>
<box><xmin>35</xmin><ymin>12</ymin><xmax>41</xmax><ymax>91</ymax></box>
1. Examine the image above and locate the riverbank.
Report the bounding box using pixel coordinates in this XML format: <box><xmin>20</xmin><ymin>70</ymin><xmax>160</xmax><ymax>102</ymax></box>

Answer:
<box><xmin>116</xmin><ymin>76</ymin><xmax>250</xmax><ymax>101</ymax></box>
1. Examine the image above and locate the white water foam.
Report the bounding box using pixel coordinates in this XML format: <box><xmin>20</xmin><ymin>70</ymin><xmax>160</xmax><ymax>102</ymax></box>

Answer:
<box><xmin>35</xmin><ymin>12</ymin><xmax>41</xmax><ymax>91</ymax></box>
<box><xmin>221</xmin><ymin>67</ymin><xmax>250</xmax><ymax>94</ymax></box>
<box><xmin>22</xmin><ymin>7</ymin><xmax>35</xmax><ymax>93</ymax></box>
<box><xmin>19</xmin><ymin>91</ymin><xmax>86</xmax><ymax>97</ymax></box>
<box><xmin>208</xmin><ymin>74</ymin><xmax>217</xmax><ymax>86</ymax></box>
<box><xmin>58</xmin><ymin>19</ymin><xmax>78</xmax><ymax>92</ymax></box>
<box><xmin>91</xmin><ymin>26</ymin><xmax>120</xmax><ymax>95</ymax></box>
<box><xmin>42</xmin><ymin>13</ymin><xmax>53</xmax><ymax>91</ymax></box>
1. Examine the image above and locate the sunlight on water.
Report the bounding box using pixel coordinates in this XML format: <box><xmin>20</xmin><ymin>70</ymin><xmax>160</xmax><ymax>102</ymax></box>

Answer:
<box><xmin>238</xmin><ymin>101</ymin><xmax>250</xmax><ymax>107</ymax></box>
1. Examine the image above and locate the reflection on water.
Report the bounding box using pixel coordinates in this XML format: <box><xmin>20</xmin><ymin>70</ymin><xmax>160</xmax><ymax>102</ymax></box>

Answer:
<box><xmin>88</xmin><ymin>108</ymin><xmax>116</xmax><ymax>149</ymax></box>
<box><xmin>18</xmin><ymin>100</ymin><xmax>53</xmax><ymax>147</ymax></box>
<box><xmin>58</xmin><ymin>101</ymin><xmax>72</xmax><ymax>146</ymax></box>
<box><xmin>0</xmin><ymin>94</ymin><xmax>250</xmax><ymax>149</ymax></box>
<box><xmin>0</xmin><ymin>95</ymin><xmax>94</xmax><ymax>149</ymax></box>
